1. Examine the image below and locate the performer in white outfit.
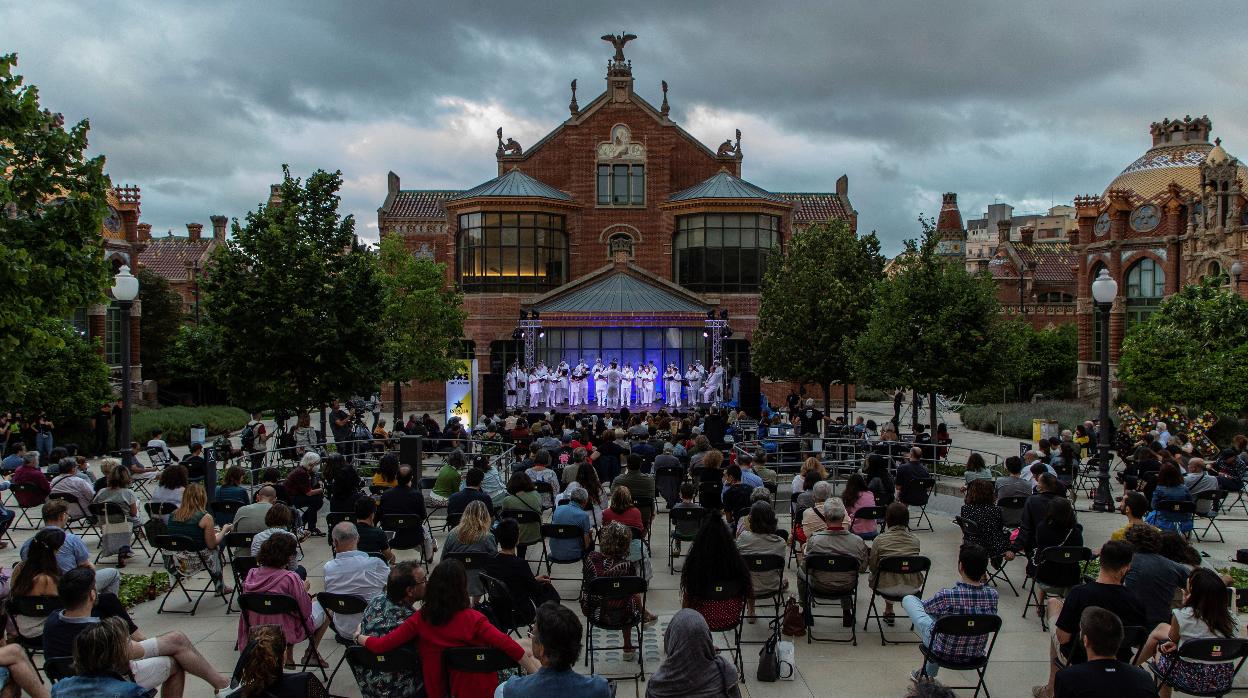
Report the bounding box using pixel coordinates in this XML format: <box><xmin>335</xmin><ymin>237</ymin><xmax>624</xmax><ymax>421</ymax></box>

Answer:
<box><xmin>605</xmin><ymin>361</ymin><xmax>622</xmax><ymax>408</ymax></box>
<box><xmin>700</xmin><ymin>361</ymin><xmax>724</xmax><ymax>405</ymax></box>
<box><xmin>556</xmin><ymin>360</ymin><xmax>570</xmax><ymax>406</ymax></box>
<box><xmin>640</xmin><ymin>361</ymin><xmax>655</xmax><ymax>404</ymax></box>
<box><xmin>538</xmin><ymin>363</ymin><xmax>555</xmax><ymax>408</ymax></box>
<box><xmin>570</xmin><ymin>359</ymin><xmax>589</xmax><ymax>407</ymax></box>
<box><xmin>662</xmin><ymin>364</ymin><xmax>679</xmax><ymax>407</ymax></box>
<box><xmin>621</xmin><ymin>363</ymin><xmax>634</xmax><ymax>407</ymax></box>
<box><xmin>592</xmin><ymin>358</ymin><xmax>607</xmax><ymax>407</ymax></box>
<box><xmin>527</xmin><ymin>366</ymin><xmax>542</xmax><ymax>408</ymax></box>
<box><xmin>504</xmin><ymin>362</ymin><xmax>520</xmax><ymax>409</ymax></box>
<box><xmin>685</xmin><ymin>364</ymin><xmax>702</xmax><ymax>407</ymax></box>
<box><xmin>633</xmin><ymin>363</ymin><xmax>645</xmax><ymax>406</ymax></box>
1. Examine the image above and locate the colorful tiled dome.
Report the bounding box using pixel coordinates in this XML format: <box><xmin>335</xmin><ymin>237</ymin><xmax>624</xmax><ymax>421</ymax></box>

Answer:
<box><xmin>1104</xmin><ymin>117</ymin><xmax>1246</xmax><ymax>204</ymax></box>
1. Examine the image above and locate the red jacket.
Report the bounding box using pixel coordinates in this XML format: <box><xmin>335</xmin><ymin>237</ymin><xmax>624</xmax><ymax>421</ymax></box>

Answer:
<box><xmin>11</xmin><ymin>464</ymin><xmax>50</xmax><ymax>507</ymax></box>
<box><xmin>361</xmin><ymin>607</ymin><xmax>524</xmax><ymax>698</ymax></box>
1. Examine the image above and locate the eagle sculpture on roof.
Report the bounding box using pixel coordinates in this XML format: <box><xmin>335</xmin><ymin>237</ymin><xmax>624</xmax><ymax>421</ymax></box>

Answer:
<box><xmin>601</xmin><ymin>32</ymin><xmax>637</xmax><ymax>62</ymax></box>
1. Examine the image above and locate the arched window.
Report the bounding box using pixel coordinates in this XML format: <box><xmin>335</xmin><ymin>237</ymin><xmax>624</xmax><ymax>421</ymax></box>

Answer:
<box><xmin>1125</xmin><ymin>258</ymin><xmax>1165</xmax><ymax>328</ymax></box>
<box><xmin>456</xmin><ymin>212</ymin><xmax>568</xmax><ymax>292</ymax></box>
<box><xmin>1203</xmin><ymin>260</ymin><xmax>1229</xmax><ymax>285</ymax></box>
<box><xmin>673</xmin><ymin>213</ymin><xmax>780</xmax><ymax>292</ymax></box>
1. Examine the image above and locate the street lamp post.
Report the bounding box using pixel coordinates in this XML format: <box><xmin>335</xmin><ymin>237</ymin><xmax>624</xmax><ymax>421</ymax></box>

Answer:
<box><xmin>112</xmin><ymin>265</ymin><xmax>140</xmax><ymax>467</ymax></box>
<box><xmin>1091</xmin><ymin>268</ymin><xmax>1118</xmax><ymax>512</ymax></box>
<box><xmin>1232</xmin><ymin>261</ymin><xmax>1243</xmax><ymax>293</ymax></box>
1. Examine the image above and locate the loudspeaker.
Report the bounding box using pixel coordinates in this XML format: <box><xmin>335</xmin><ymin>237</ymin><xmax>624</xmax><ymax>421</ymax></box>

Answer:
<box><xmin>482</xmin><ymin>373</ymin><xmax>505</xmax><ymax>416</ymax></box>
<box><xmin>739</xmin><ymin>371</ymin><xmax>761</xmax><ymax>419</ymax></box>
<box><xmin>399</xmin><ymin>435</ymin><xmax>423</xmax><ymax>466</ymax></box>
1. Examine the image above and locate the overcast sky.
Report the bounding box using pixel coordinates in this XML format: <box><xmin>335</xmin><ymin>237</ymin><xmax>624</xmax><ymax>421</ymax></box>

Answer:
<box><xmin>6</xmin><ymin>1</ymin><xmax>1247</xmax><ymax>255</ymax></box>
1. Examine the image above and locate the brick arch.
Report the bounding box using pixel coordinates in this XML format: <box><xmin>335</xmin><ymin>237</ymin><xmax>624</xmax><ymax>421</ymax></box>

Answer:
<box><xmin>1122</xmin><ymin>252</ymin><xmax>1167</xmax><ymax>297</ymax></box>
<box><xmin>597</xmin><ymin>223</ymin><xmax>643</xmax><ymax>244</ymax></box>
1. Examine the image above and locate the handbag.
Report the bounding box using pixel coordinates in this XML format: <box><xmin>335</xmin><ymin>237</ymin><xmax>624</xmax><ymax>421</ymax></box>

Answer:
<box><xmin>776</xmin><ymin>638</ymin><xmax>796</xmax><ymax>680</ymax></box>
<box><xmin>757</xmin><ymin>623</ymin><xmax>781</xmax><ymax>682</ymax></box>
<box><xmin>781</xmin><ymin>596</ymin><xmax>806</xmax><ymax>637</ymax></box>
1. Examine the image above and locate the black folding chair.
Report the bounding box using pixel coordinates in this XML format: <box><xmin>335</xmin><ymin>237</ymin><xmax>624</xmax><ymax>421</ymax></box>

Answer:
<box><xmin>381</xmin><ymin>512</ymin><xmax>430</xmax><ymax>567</ymax></box>
<box><xmin>583</xmin><ymin>576</ymin><xmax>648</xmax><ymax>681</ymax></box>
<box><xmin>146</xmin><ymin>446</ymin><xmax>174</xmax><ymax>469</ymax></box>
<box><xmin>43</xmin><ymin>656</ymin><xmax>74</xmax><ymax>684</ymax></box>
<box><xmin>153</xmin><ymin>534</ymin><xmax>222</xmax><ymax>615</ymax></box>
<box><xmin>917</xmin><ymin>614</ymin><xmax>1003</xmax><ymax>698</ymax></box>
<box><xmin>499</xmin><ymin>508</ymin><xmax>543</xmax><ymax>569</ymax></box>
<box><xmin>324</xmin><ymin>511</ymin><xmax>357</xmax><ymax>546</ymax></box>
<box><xmin>88</xmin><ymin>500</ymin><xmax>147</xmax><ymax>563</ymax></box>
<box><xmin>697</xmin><ymin>579</ymin><xmax>747</xmax><ymax>678</ymax></box>
<box><xmin>345</xmin><ymin>645</ymin><xmax>419</xmax><ymax>692</ymax></box>
<box><xmin>210</xmin><ymin>499</ymin><xmax>245</xmax><ymax>526</ymax></box>
<box><xmin>7</xmin><ymin>483</ymin><xmax>46</xmax><ymax>530</ymax></box>
<box><xmin>667</xmin><ymin>505</ymin><xmax>709</xmax><ymax>574</ymax></box>
<box><xmin>534</xmin><ymin>481</ymin><xmax>556</xmax><ymax>511</ymax></box>
<box><xmin>1022</xmin><ymin>546</ymin><xmax>1094</xmax><ymax>631</ymax></box>
<box><xmin>10</xmin><ymin>595</ymin><xmax>62</xmax><ymax>677</ymax></box>
<box><xmin>653</xmin><ymin>465</ymin><xmax>684</xmax><ymax>511</ymax></box>
<box><xmin>740</xmin><ymin>553</ymin><xmax>787</xmax><ymax>631</ymax></box>
<box><xmin>143</xmin><ymin>501</ymin><xmax>178</xmax><ymax>565</ymax></box>
<box><xmin>996</xmin><ymin>496</ymin><xmax>1027</xmax><ymax>530</ymax></box>
<box><xmin>315</xmin><ymin>591</ymin><xmax>370</xmax><ymax>691</ymax></box>
<box><xmin>849</xmin><ymin>505</ymin><xmax>886</xmax><ymax>539</ymax></box>
<box><xmin>442</xmin><ymin>647</ymin><xmax>522</xmax><ymax>695</ymax></box>
<box><xmin>227</xmin><ymin>555</ymin><xmax>259</xmax><ymax>614</ymax></box>
<box><xmin>954</xmin><ymin>516</ymin><xmax>1018</xmax><ymax>597</ymax></box>
<box><xmin>538</xmin><ymin>523</ymin><xmax>589</xmax><ymax>585</ymax></box>
<box><xmin>238</xmin><ymin>592</ymin><xmax>328</xmax><ymax>681</ymax></box>
<box><xmin>907</xmin><ymin>478</ymin><xmax>938</xmax><ymax>531</ymax></box>
<box><xmin>1194</xmin><ymin>489</ymin><xmax>1228</xmax><ymax>542</ymax></box>
<box><xmin>1149</xmin><ymin>637</ymin><xmax>1248</xmax><ymax>697</ymax></box>
<box><xmin>800</xmin><ymin>553</ymin><xmax>861</xmax><ymax>645</ymax></box>
<box><xmin>479</xmin><ymin>572</ymin><xmax>527</xmax><ymax>637</ymax></box>
<box><xmin>863</xmin><ymin>555</ymin><xmax>931</xmax><ymax>645</ymax></box>
<box><xmin>1154</xmin><ymin>499</ymin><xmax>1197</xmax><ymax>539</ymax></box>
<box><xmin>697</xmin><ymin>480</ymin><xmax>722</xmax><ymax>511</ymax></box>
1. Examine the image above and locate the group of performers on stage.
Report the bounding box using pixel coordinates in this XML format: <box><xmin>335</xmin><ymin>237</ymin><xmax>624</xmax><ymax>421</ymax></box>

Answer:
<box><xmin>504</xmin><ymin>358</ymin><xmax>727</xmax><ymax>409</ymax></box>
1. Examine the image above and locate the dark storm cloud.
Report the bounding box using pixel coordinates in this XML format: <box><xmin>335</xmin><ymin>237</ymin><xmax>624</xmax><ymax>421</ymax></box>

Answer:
<box><xmin>4</xmin><ymin>0</ymin><xmax>1246</xmax><ymax>251</ymax></box>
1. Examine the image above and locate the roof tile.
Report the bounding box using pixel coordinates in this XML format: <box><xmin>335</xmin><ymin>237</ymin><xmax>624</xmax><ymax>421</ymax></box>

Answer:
<box><xmin>137</xmin><ymin>236</ymin><xmax>215</xmax><ymax>280</ymax></box>
<box><xmin>389</xmin><ymin>190</ymin><xmax>458</xmax><ymax>218</ymax></box>
<box><xmin>669</xmin><ymin>171</ymin><xmax>787</xmax><ymax>203</ymax></box>
<box><xmin>774</xmin><ymin>192</ymin><xmax>849</xmax><ymax>223</ymax></box>
<box><xmin>450</xmin><ymin>169</ymin><xmax>572</xmax><ymax>202</ymax></box>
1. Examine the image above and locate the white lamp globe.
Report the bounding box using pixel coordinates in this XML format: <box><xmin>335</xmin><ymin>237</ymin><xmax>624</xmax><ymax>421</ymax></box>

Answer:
<box><xmin>112</xmin><ymin>264</ymin><xmax>140</xmax><ymax>302</ymax></box>
<box><xmin>1091</xmin><ymin>269</ymin><xmax>1117</xmax><ymax>305</ymax></box>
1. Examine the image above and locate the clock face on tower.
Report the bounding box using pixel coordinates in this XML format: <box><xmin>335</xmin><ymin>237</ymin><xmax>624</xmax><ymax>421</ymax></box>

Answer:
<box><xmin>1130</xmin><ymin>204</ymin><xmax>1160</xmax><ymax>233</ymax></box>
<box><xmin>1094</xmin><ymin>212</ymin><xmax>1110</xmax><ymax>237</ymax></box>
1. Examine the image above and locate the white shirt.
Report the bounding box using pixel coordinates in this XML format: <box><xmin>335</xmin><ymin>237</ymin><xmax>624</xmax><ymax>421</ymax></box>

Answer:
<box><xmin>146</xmin><ymin>438</ymin><xmax>174</xmax><ymax>461</ymax></box>
<box><xmin>323</xmin><ymin>550</ymin><xmax>389</xmax><ymax>636</ymax></box>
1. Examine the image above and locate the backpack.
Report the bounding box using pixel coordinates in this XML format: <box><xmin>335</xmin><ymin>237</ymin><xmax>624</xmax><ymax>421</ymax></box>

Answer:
<box><xmin>240</xmin><ymin>422</ymin><xmax>258</xmax><ymax>450</ymax></box>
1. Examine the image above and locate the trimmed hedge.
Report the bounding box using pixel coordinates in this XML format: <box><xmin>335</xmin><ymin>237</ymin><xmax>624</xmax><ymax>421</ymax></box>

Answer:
<box><xmin>131</xmin><ymin>406</ymin><xmax>249</xmax><ymax>446</ymax></box>
<box><xmin>960</xmin><ymin>400</ymin><xmax>1095</xmax><ymax>440</ymax></box>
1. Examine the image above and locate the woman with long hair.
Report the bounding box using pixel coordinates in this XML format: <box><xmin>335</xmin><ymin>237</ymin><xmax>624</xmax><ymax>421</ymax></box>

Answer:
<box><xmin>11</xmin><ymin>527</ymin><xmax>65</xmax><ymax>638</ymax></box>
<box><xmin>323</xmin><ymin>453</ymin><xmax>362</xmax><ymax>513</ymax></box>
<box><xmin>863</xmin><ymin>453</ymin><xmax>895</xmax><ymax>507</ymax></box>
<box><xmin>958</xmin><ymin>479</ymin><xmax>1012</xmax><ymax>559</ymax></box>
<box><xmin>581</xmin><ymin>522</ymin><xmax>652</xmax><ymax>661</ymax></box>
<box><xmin>92</xmin><ymin>464</ymin><xmax>141</xmax><ymax>565</ymax></box>
<box><xmin>228</xmin><ymin>624</ymin><xmax>328</xmax><ymax>698</ymax></box>
<box><xmin>443</xmin><ymin>500</ymin><xmax>497</xmax><ymax>599</ymax></box>
<box><xmin>963</xmin><ymin>452</ymin><xmax>993</xmax><ymax>483</ymax></box>
<box><xmin>681</xmin><ymin>517</ymin><xmax>751</xmax><ymax>631</ymax></box>
<box><xmin>840</xmin><ymin>473</ymin><xmax>878</xmax><ymax>540</ymax></box>
<box><xmin>1050</xmin><ymin>442</ymin><xmax>1079</xmax><ymax>485</ymax></box>
<box><xmin>52</xmin><ymin>617</ymin><xmax>144</xmax><ymax>697</ymax></box>
<box><xmin>167</xmin><ymin>483</ymin><xmax>233</xmax><ymax>595</ymax></box>
<box><xmin>562</xmin><ymin>459</ymin><xmax>604</xmax><ymax>524</ymax></box>
<box><xmin>792</xmin><ymin>456</ymin><xmax>827</xmax><ymax>493</ymax></box>
<box><xmin>151</xmin><ymin>463</ymin><xmax>188</xmax><ymax>510</ymax></box>
<box><xmin>501</xmin><ymin>471</ymin><xmax>543</xmax><ymax>555</ymax></box>
<box><xmin>1146</xmin><ymin>462</ymin><xmax>1195</xmax><ymax>535</ymax></box>
<box><xmin>237</xmin><ymin>534</ymin><xmax>329</xmax><ymax>669</ymax></box>
<box><xmin>357</xmin><ymin>560</ymin><xmax>538</xmax><ymax>698</ymax></box>
<box><xmin>1137</xmin><ymin>567</ymin><xmax>1241</xmax><ymax>696</ymax></box>
<box><xmin>646</xmin><ymin>608</ymin><xmax>740</xmax><ymax>698</ymax></box>
<box><xmin>371</xmin><ymin>453</ymin><xmax>399</xmax><ymax>489</ymax></box>
<box><xmin>1028</xmin><ymin>495</ymin><xmax>1082</xmax><ymax>602</ymax></box>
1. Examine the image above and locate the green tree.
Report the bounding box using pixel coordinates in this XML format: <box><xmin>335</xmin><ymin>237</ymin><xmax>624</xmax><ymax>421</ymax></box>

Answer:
<box><xmin>9</xmin><ymin>318</ymin><xmax>112</xmax><ymax>425</ymax></box>
<box><xmin>1118</xmin><ymin>279</ymin><xmax>1248</xmax><ymax>414</ymax></box>
<box><xmin>376</xmin><ymin>234</ymin><xmax>465</xmax><ymax>422</ymax></box>
<box><xmin>751</xmin><ymin>219</ymin><xmax>885</xmax><ymax>417</ymax></box>
<box><xmin>136</xmin><ymin>267</ymin><xmax>185</xmax><ymax>385</ymax></box>
<box><xmin>200</xmin><ymin>167</ymin><xmax>383</xmax><ymax>414</ymax></box>
<box><xmin>986</xmin><ymin>318</ymin><xmax>1078</xmax><ymax>402</ymax></box>
<box><xmin>852</xmin><ymin>224</ymin><xmax>1007</xmax><ymax>434</ymax></box>
<box><xmin>0</xmin><ymin>54</ymin><xmax>111</xmax><ymax>400</ymax></box>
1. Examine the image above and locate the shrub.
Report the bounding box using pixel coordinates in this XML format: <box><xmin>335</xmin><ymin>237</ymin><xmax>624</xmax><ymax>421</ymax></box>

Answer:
<box><xmin>130</xmin><ymin>405</ymin><xmax>249</xmax><ymax>446</ymax></box>
<box><xmin>961</xmin><ymin>400</ymin><xmax>1095</xmax><ymax>440</ymax></box>
<box><xmin>854</xmin><ymin>385</ymin><xmax>893</xmax><ymax>402</ymax></box>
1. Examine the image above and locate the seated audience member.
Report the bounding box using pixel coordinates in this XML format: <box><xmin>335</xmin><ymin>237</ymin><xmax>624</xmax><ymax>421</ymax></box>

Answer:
<box><xmin>582</xmin><ymin>522</ymin><xmax>652</xmax><ymax>660</ymax></box>
<box><xmin>1122</xmin><ymin>524</ymin><xmax>1191</xmax><ymax>629</ymax></box>
<box><xmin>799</xmin><ymin>497</ymin><xmax>868</xmax><ymax>626</ymax></box>
<box><xmin>371</xmin><ymin>453</ymin><xmax>399</xmax><ymax>489</ymax></box>
<box><xmin>550</xmin><ymin>488</ymin><xmax>594</xmax><ymax>562</ymax></box>
<box><xmin>995</xmin><ymin>456</ymin><xmax>1033</xmax><ymax>501</ymax></box>
<box><xmin>525</xmin><ymin>450</ymin><xmax>562</xmax><ymax>508</ymax></box>
<box><xmin>324</xmin><ymin>522</ymin><xmax>389</xmax><ymax>637</ymax></box>
<box><xmin>895</xmin><ymin>447</ymin><xmax>932</xmax><ymax>507</ymax></box>
<box><xmin>841</xmin><ymin>473</ymin><xmax>879</xmax><ymax>540</ymax></box>
<box><xmin>92</xmin><ymin>464</ymin><xmax>141</xmax><ymax>566</ymax></box>
<box><xmin>285</xmin><ymin>452</ymin><xmax>326</xmax><ymax>536</ymax></box>
<box><xmin>324</xmin><ymin>453</ymin><xmax>364</xmax><ymax>514</ymax></box>
<box><xmin>868</xmin><ymin>502</ymin><xmax>923</xmax><ymax>625</ymax></box>
<box><xmin>448</xmin><ymin>467</ymin><xmax>495</xmax><ymax>521</ymax></box>
<box><xmin>232</xmin><ymin>486</ymin><xmax>275</xmax><ymax>549</ymax></box>
<box><xmin>378</xmin><ymin>464</ymin><xmax>428</xmax><ymax>550</ymax></box>
<box><xmin>484</xmin><ymin>518</ymin><xmax>561</xmax><ymax>626</ymax></box>
<box><xmin>1025</xmin><ymin>496</ymin><xmax>1083</xmax><ymax>602</ymax></box>
<box><xmin>49</xmin><ymin>457</ymin><xmax>96</xmax><ymax>520</ymax></box>
<box><xmin>1136</xmin><ymin>567</ymin><xmax>1241</xmax><ymax>697</ymax></box>
<box><xmin>238</xmin><ymin>534</ymin><xmax>329</xmax><ymax>668</ymax></box>
<box><xmin>430</xmin><ymin>449</ymin><xmax>465</xmax><ymax>506</ymax></box>
<box><xmin>719</xmin><ymin>465</ymin><xmax>753</xmax><ymax>523</ymax></box>
<box><xmin>11</xmin><ymin>452</ymin><xmax>50</xmax><ymax>508</ymax></box>
<box><xmin>249</xmin><ymin>503</ymin><xmax>302</xmax><ymax>575</ymax></box>
<box><xmin>735</xmin><ymin>501</ymin><xmax>788</xmax><ymax>621</ymax></box>
<box><xmin>612</xmin><ymin>454</ymin><xmax>656</xmax><ymax>523</ymax></box>
<box><xmin>352</xmin><ymin>497</ymin><xmax>394</xmax><ymax>562</ymax></box>
<box><xmin>1145</xmin><ymin>463</ymin><xmax>1194</xmax><ymax>535</ymax></box>
<box><xmin>43</xmin><ymin>567</ymin><xmax>230</xmax><ymax>695</ymax></box>
<box><xmin>51</xmin><ymin>618</ymin><xmax>148</xmax><ymax>698</ymax></box>
<box><xmin>151</xmin><ymin>464</ymin><xmax>188</xmax><ymax>510</ymax></box>
<box><xmin>1109</xmin><ymin>492</ymin><xmax>1155</xmax><ymax>541</ymax></box>
<box><xmin>496</xmin><ymin>601</ymin><xmax>612</xmax><ymax>696</ymax></box>
<box><xmin>501</xmin><ymin>472</ymin><xmax>543</xmax><ymax>557</ymax></box>
<box><xmin>903</xmin><ymin>543</ymin><xmax>999</xmax><ymax>682</ymax></box>
<box><xmin>166</xmin><ymin>483</ymin><xmax>232</xmax><ymax>595</ymax></box>
<box><xmin>1182</xmin><ymin>458</ymin><xmax>1218</xmax><ymax>514</ymax></box>
<box><xmin>1017</xmin><ymin>474</ymin><xmax>1067</xmax><ymax>556</ymax></box>
<box><xmin>0</xmin><ymin>643</ymin><xmax>47</xmax><ymax>698</ymax></box>
<box><xmin>1053</xmin><ymin>606</ymin><xmax>1157</xmax><ymax>698</ymax></box>
<box><xmin>959</xmin><ymin>479</ymin><xmax>1013</xmax><ymax>560</ymax></box>
<box><xmin>20</xmin><ymin>501</ymin><xmax>121</xmax><ymax>595</ymax></box>
<box><xmin>800</xmin><ymin>480</ymin><xmax>834</xmax><ymax>540</ymax></box>
<box><xmin>181</xmin><ymin>443</ymin><xmax>207</xmax><ymax>481</ymax></box>
<box><xmin>213</xmin><ymin>466</ymin><xmax>251</xmax><ymax>524</ymax></box>
<box><xmin>228</xmin><ymin>624</ymin><xmax>325</xmax><ymax>697</ymax></box>
<box><xmin>1038</xmin><ymin>540</ymin><xmax>1144</xmax><ymax>697</ymax></box>
<box><xmin>356</xmin><ymin>559</ymin><xmax>539</xmax><ymax>698</ymax></box>
<box><xmin>352</xmin><ymin>562</ymin><xmax>426</xmax><ymax>698</ymax></box>
<box><xmin>645</xmin><ymin>608</ymin><xmax>741</xmax><ymax>698</ymax></box>
<box><xmin>443</xmin><ymin>500</ymin><xmax>498</xmax><ymax>599</ymax></box>
<box><xmin>603</xmin><ymin>485</ymin><xmax>645</xmax><ymax>563</ymax></box>
<box><xmin>11</xmin><ymin>528</ymin><xmax>80</xmax><ymax>640</ymax></box>
<box><xmin>963</xmin><ymin>452</ymin><xmax>994</xmax><ymax>484</ymax></box>
<box><xmin>682</xmin><ymin>514</ymin><xmax>750</xmax><ymax>630</ymax></box>
<box><xmin>863</xmin><ymin>453</ymin><xmax>895</xmax><ymax>508</ymax></box>
<box><xmin>792</xmin><ymin>456</ymin><xmax>828</xmax><ymax>493</ymax></box>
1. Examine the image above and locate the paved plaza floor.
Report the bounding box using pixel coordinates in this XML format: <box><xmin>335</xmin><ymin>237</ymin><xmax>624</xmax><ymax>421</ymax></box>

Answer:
<box><xmin>12</xmin><ymin>401</ymin><xmax>1246</xmax><ymax>697</ymax></box>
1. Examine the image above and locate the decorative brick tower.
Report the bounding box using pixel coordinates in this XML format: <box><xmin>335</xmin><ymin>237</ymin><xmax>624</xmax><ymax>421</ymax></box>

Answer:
<box><xmin>935</xmin><ymin>192</ymin><xmax>966</xmax><ymax>260</ymax></box>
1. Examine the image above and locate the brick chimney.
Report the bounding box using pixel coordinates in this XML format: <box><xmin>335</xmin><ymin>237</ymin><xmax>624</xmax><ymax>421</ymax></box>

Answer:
<box><xmin>210</xmin><ymin>215</ymin><xmax>227</xmax><ymax>241</ymax></box>
<box><xmin>137</xmin><ymin>223</ymin><xmax>152</xmax><ymax>242</ymax></box>
<box><xmin>996</xmin><ymin>219</ymin><xmax>1011</xmax><ymax>246</ymax></box>
<box><xmin>268</xmin><ymin>185</ymin><xmax>282</xmax><ymax>207</ymax></box>
<box><xmin>1020</xmin><ymin>225</ymin><xmax>1035</xmax><ymax>247</ymax></box>
<box><xmin>186</xmin><ymin>223</ymin><xmax>203</xmax><ymax>241</ymax></box>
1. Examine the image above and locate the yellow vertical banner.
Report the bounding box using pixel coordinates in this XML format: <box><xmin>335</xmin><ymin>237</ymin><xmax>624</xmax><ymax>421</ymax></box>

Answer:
<box><xmin>445</xmin><ymin>359</ymin><xmax>476</xmax><ymax>429</ymax></box>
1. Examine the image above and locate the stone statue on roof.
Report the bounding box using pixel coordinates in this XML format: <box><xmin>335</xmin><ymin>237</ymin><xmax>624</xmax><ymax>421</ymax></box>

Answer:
<box><xmin>601</xmin><ymin>32</ymin><xmax>637</xmax><ymax>62</ymax></box>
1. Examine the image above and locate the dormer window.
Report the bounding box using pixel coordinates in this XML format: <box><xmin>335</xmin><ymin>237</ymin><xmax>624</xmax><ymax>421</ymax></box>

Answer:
<box><xmin>597</xmin><ymin>124</ymin><xmax>646</xmax><ymax>207</ymax></box>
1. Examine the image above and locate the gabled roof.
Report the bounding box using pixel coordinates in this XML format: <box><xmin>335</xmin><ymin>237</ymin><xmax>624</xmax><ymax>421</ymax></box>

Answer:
<box><xmin>775</xmin><ymin>192</ymin><xmax>850</xmax><ymax>223</ymax></box>
<box><xmin>1014</xmin><ymin>241</ymin><xmax>1077</xmax><ymax>283</ymax></box>
<box><xmin>987</xmin><ymin>255</ymin><xmax>1019</xmax><ymax>279</ymax></box>
<box><xmin>388</xmin><ymin>190</ymin><xmax>458</xmax><ymax>219</ymax></box>
<box><xmin>137</xmin><ymin>235</ymin><xmax>215</xmax><ymax>280</ymax></box>
<box><xmin>668</xmin><ymin>171</ymin><xmax>787</xmax><ymax>203</ymax></box>
<box><xmin>530</xmin><ymin>261</ymin><xmax>708</xmax><ymax>314</ymax></box>
<box><xmin>450</xmin><ymin>169</ymin><xmax>573</xmax><ymax>202</ymax></box>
